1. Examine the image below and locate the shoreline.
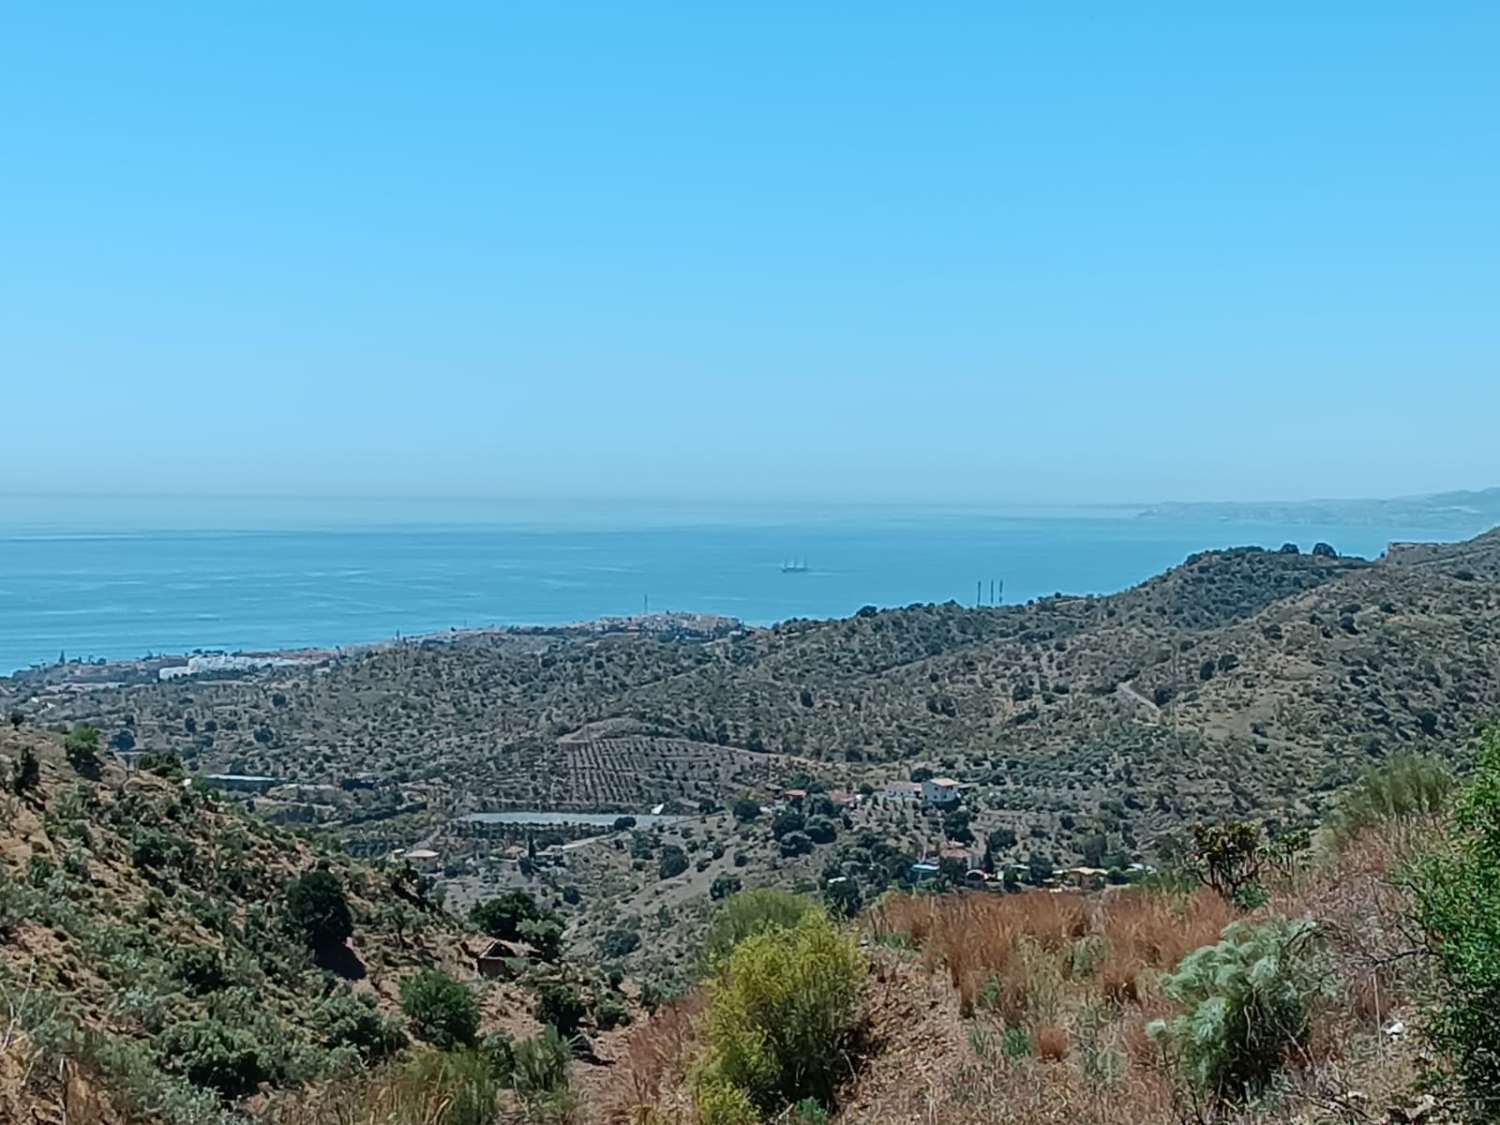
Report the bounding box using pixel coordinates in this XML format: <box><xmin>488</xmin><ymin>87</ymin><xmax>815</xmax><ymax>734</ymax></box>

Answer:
<box><xmin>0</xmin><ymin>610</ymin><xmax>744</xmax><ymax>692</ymax></box>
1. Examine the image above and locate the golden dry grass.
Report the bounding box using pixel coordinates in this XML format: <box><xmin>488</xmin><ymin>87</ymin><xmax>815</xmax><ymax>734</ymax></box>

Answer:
<box><xmin>598</xmin><ymin>993</ymin><xmax>707</xmax><ymax>1125</ymax></box>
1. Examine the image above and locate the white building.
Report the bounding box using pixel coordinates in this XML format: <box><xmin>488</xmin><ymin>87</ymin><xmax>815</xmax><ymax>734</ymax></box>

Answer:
<box><xmin>922</xmin><ymin>777</ymin><xmax>961</xmax><ymax>807</ymax></box>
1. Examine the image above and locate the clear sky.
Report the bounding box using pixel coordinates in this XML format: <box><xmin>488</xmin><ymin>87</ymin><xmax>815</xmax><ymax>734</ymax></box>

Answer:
<box><xmin>3</xmin><ymin>3</ymin><xmax>1497</xmax><ymax>505</ymax></box>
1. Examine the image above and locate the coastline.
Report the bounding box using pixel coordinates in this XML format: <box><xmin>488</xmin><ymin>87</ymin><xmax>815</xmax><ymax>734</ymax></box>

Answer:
<box><xmin>0</xmin><ymin>610</ymin><xmax>743</xmax><ymax>695</ymax></box>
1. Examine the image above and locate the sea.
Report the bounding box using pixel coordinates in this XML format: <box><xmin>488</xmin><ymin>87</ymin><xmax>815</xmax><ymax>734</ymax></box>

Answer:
<box><xmin>1</xmin><ymin>494</ymin><xmax>1492</xmax><ymax>676</ymax></box>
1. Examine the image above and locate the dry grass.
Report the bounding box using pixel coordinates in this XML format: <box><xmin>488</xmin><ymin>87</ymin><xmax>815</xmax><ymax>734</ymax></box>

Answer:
<box><xmin>851</xmin><ymin>833</ymin><xmax>1431</xmax><ymax>1125</ymax></box>
<box><xmin>599</xmin><ymin>993</ymin><xmax>707</xmax><ymax>1125</ymax></box>
<box><xmin>1035</xmin><ymin>1024</ymin><xmax>1069</xmax><ymax>1061</ymax></box>
<box><xmin>869</xmin><ymin>885</ymin><xmax>1234</xmax><ymax>1021</ymax></box>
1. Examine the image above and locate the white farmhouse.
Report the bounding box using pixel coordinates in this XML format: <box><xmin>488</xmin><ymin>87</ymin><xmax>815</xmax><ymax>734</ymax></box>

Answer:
<box><xmin>922</xmin><ymin>777</ymin><xmax>961</xmax><ymax>807</ymax></box>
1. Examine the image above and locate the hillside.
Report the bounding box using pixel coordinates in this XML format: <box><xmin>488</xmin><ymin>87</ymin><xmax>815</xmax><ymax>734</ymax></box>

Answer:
<box><xmin>11</xmin><ymin>532</ymin><xmax>1498</xmax><ymax>829</ymax></box>
<box><xmin>5</xmin><ymin>532</ymin><xmax>1500</xmax><ymax>1123</ymax></box>
<box><xmin>0</xmin><ymin>727</ymin><xmax>631</xmax><ymax>1123</ymax></box>
<box><xmin>5</xmin><ymin>528</ymin><xmax>1500</xmax><ymax>984</ymax></box>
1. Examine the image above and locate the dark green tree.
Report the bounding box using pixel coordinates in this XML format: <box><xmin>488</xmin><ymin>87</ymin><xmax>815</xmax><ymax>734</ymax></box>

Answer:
<box><xmin>805</xmin><ymin>816</ymin><xmax>837</xmax><ymax>844</ymax></box>
<box><xmin>779</xmin><ymin>831</ymin><xmax>813</xmax><ymax>857</ymax></box>
<box><xmin>63</xmin><ymin>724</ymin><xmax>100</xmax><ymax>774</ymax></box>
<box><xmin>11</xmin><ymin>746</ymin><xmax>40</xmax><ymax>795</ymax></box>
<box><xmin>942</xmin><ymin>808</ymin><xmax>973</xmax><ymax>844</ymax></box>
<box><xmin>536</xmin><ymin>982</ymin><xmax>587</xmax><ymax>1037</ymax></box>
<box><xmin>284</xmin><ymin>869</ymin><xmax>354</xmax><ymax>952</ymax></box>
<box><xmin>600</xmin><ymin>926</ymin><xmax>642</xmax><ymax>958</ymax></box>
<box><xmin>469</xmin><ymin>890</ymin><xmax>542</xmax><ymax>940</ymax></box>
<box><xmin>658</xmin><ymin>844</ymin><xmax>689</xmax><ymax>879</ymax></box>
<box><xmin>823</xmin><ymin>876</ymin><xmax>862</xmax><ymax>918</ymax></box>
<box><xmin>710</xmin><ymin>873</ymin><xmax>743</xmax><ymax>900</ymax></box>
<box><xmin>519</xmin><ymin>916</ymin><xmax>563</xmax><ymax>961</ymax></box>
<box><xmin>771</xmin><ymin>808</ymin><xmax>805</xmax><ymax>839</ymax></box>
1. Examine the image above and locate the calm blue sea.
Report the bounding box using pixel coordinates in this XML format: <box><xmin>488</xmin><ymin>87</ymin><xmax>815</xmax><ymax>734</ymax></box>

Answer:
<box><xmin>0</xmin><ymin>495</ymin><xmax>1490</xmax><ymax>675</ymax></box>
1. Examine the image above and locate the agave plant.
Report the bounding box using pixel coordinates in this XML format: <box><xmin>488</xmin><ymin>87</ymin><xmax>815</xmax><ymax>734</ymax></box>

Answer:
<box><xmin>1147</xmin><ymin>916</ymin><xmax>1327</xmax><ymax>1103</ymax></box>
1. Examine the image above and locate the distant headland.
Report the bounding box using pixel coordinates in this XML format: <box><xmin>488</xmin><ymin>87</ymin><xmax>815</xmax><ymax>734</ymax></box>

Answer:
<box><xmin>1137</xmin><ymin>486</ymin><xmax>1500</xmax><ymax>528</ymax></box>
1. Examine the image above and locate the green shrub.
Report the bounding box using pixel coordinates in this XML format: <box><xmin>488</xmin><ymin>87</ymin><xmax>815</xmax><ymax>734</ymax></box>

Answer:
<box><xmin>511</xmin><ymin>1024</ymin><xmax>573</xmax><ymax>1103</ymax></box>
<box><xmin>313</xmin><ymin>987</ymin><xmax>405</xmax><ymax>1063</ymax></box>
<box><xmin>599</xmin><ymin>926</ymin><xmax>641</xmax><ymax>959</ymax></box>
<box><xmin>284</xmin><ymin>869</ymin><xmax>353</xmax><ymax>952</ymax></box>
<box><xmin>131</xmin><ymin>829</ymin><xmax>191</xmax><ymax>872</ymax></box>
<box><xmin>519</xmin><ymin>916</ymin><xmax>563</xmax><ymax>960</ymax></box>
<box><xmin>1147</xmin><ymin>917</ymin><xmax>1326</xmax><ymax>1102</ymax></box>
<box><xmin>479</xmin><ymin>1030</ymin><xmax>515</xmax><ymax>1084</ymax></box>
<box><xmin>696</xmin><ymin>910</ymin><xmax>865</xmax><ymax>1114</ymax></box>
<box><xmin>1405</xmin><ymin>729</ymin><xmax>1500</xmax><ymax>1118</ymax></box>
<box><xmin>806</xmin><ymin>817</ymin><xmax>837</xmax><ymax>845</ymax></box>
<box><xmin>169</xmin><ymin>946</ymin><xmax>227</xmax><ymax>994</ymax></box>
<box><xmin>138</xmin><ymin>751</ymin><xmax>184</xmax><ymax>779</ymax></box>
<box><xmin>469</xmin><ymin>890</ymin><xmax>543</xmax><ymax>941</ymax></box>
<box><xmin>158</xmin><ymin>1018</ymin><xmax>270</xmax><ymax>1100</ymax></box>
<box><xmin>401</xmin><ymin>970</ymin><xmax>480</xmax><ymax>1049</ymax></box>
<box><xmin>822</xmin><ymin>877</ymin><xmax>861</xmax><ymax>918</ymax></box>
<box><xmin>593</xmin><ymin>995</ymin><xmax>631</xmax><ymax>1031</ymax></box>
<box><xmin>64</xmin><ymin>724</ymin><xmax>101</xmax><ymax>774</ymax></box>
<box><xmin>694</xmin><ymin>1077</ymin><xmax>760</xmax><ymax>1125</ymax></box>
<box><xmin>1002</xmin><ymin>1025</ymin><xmax>1032</xmax><ymax>1058</ymax></box>
<box><xmin>771</xmin><ymin>809</ymin><xmax>805</xmax><ymax>839</ymax></box>
<box><xmin>1329</xmin><ymin>753</ymin><xmax>1453</xmax><ymax>846</ymax></box>
<box><xmin>535</xmin><ymin>982</ymin><xmax>586</xmax><ymax>1037</ymax></box>
<box><xmin>703</xmin><ymin>888</ymin><xmax>818</xmax><ymax>967</ymax></box>
<box><xmin>639</xmin><ymin>977</ymin><xmax>682</xmax><ymax>1014</ymax></box>
<box><xmin>779</xmin><ymin>831</ymin><xmax>814</xmax><ymax>857</ymax></box>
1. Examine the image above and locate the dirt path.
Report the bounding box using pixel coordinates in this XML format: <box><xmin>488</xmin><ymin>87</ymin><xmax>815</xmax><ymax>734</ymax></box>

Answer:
<box><xmin>1116</xmin><ymin>681</ymin><xmax>1161</xmax><ymax>713</ymax></box>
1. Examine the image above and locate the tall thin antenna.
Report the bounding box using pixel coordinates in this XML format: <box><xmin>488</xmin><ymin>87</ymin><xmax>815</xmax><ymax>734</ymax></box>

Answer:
<box><xmin>977</xmin><ymin>580</ymin><xmax>982</xmax><ymax>608</ymax></box>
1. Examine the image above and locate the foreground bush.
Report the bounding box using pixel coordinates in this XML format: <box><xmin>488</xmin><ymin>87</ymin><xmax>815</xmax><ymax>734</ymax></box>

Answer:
<box><xmin>313</xmin><ymin>987</ymin><xmax>406</xmax><ymax>1063</ymax></box>
<box><xmin>264</xmin><ymin>1047</ymin><xmax>500</xmax><ymax>1125</ymax></box>
<box><xmin>158</xmin><ymin>1017</ymin><xmax>270</xmax><ymax>1099</ymax></box>
<box><xmin>1147</xmin><ymin>916</ymin><xmax>1326</xmax><ymax>1103</ymax></box>
<box><xmin>399</xmin><ymin>1049</ymin><xmax>499</xmax><ymax>1125</ymax></box>
<box><xmin>695</xmin><ymin>910</ymin><xmax>865</xmax><ymax>1116</ymax></box>
<box><xmin>1405</xmin><ymin>728</ymin><xmax>1500</xmax><ymax>1119</ymax></box>
<box><xmin>511</xmin><ymin>1023</ymin><xmax>574</xmax><ymax>1109</ymax></box>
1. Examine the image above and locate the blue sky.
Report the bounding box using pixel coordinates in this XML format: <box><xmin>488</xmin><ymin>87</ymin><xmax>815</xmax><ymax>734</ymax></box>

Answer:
<box><xmin>3</xmin><ymin>3</ymin><xmax>1497</xmax><ymax>504</ymax></box>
